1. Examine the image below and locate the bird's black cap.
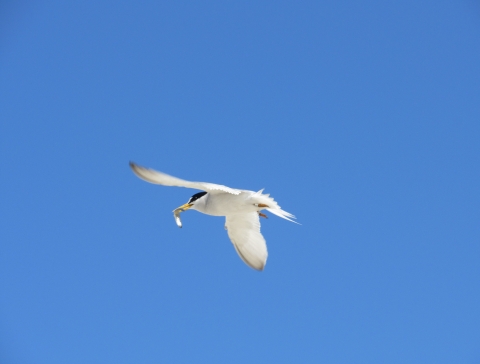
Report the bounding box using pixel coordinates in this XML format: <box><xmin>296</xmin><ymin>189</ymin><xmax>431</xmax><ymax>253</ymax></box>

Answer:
<box><xmin>188</xmin><ymin>191</ymin><xmax>207</xmax><ymax>203</ymax></box>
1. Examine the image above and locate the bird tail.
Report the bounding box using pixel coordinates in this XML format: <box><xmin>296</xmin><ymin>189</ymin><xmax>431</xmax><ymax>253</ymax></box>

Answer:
<box><xmin>266</xmin><ymin>207</ymin><xmax>299</xmax><ymax>224</ymax></box>
<box><xmin>254</xmin><ymin>189</ymin><xmax>300</xmax><ymax>224</ymax></box>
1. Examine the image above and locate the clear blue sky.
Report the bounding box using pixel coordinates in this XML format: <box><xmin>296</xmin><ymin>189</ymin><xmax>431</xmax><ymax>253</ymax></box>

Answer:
<box><xmin>1</xmin><ymin>1</ymin><xmax>479</xmax><ymax>363</ymax></box>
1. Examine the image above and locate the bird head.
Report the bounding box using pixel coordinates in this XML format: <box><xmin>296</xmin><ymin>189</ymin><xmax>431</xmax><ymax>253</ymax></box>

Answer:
<box><xmin>174</xmin><ymin>191</ymin><xmax>207</xmax><ymax>212</ymax></box>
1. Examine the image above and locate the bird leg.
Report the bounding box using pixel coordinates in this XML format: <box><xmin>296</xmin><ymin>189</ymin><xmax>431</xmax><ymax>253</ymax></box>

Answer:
<box><xmin>258</xmin><ymin>212</ymin><xmax>268</xmax><ymax>219</ymax></box>
<box><xmin>255</xmin><ymin>203</ymin><xmax>270</xmax><ymax>208</ymax></box>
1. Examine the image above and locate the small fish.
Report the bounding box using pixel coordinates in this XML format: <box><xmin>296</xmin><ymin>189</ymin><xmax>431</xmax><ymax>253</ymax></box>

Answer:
<box><xmin>173</xmin><ymin>209</ymin><xmax>183</xmax><ymax>228</ymax></box>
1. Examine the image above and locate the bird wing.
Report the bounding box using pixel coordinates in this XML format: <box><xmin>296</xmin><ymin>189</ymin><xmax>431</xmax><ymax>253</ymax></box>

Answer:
<box><xmin>130</xmin><ymin>162</ymin><xmax>241</xmax><ymax>195</ymax></box>
<box><xmin>225</xmin><ymin>213</ymin><xmax>268</xmax><ymax>271</ymax></box>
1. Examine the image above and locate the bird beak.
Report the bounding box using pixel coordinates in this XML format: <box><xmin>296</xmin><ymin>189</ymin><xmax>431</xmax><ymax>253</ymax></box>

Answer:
<box><xmin>173</xmin><ymin>203</ymin><xmax>193</xmax><ymax>213</ymax></box>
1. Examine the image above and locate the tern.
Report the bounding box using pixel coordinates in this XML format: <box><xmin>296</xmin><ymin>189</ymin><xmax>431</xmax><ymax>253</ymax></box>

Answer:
<box><xmin>130</xmin><ymin>162</ymin><xmax>297</xmax><ymax>271</ymax></box>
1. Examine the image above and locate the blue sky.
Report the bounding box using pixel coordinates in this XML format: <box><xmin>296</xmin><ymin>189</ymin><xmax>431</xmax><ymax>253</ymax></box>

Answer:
<box><xmin>1</xmin><ymin>1</ymin><xmax>479</xmax><ymax>363</ymax></box>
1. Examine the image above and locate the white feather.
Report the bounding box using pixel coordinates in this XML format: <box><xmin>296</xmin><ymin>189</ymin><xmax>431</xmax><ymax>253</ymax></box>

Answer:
<box><xmin>130</xmin><ymin>162</ymin><xmax>241</xmax><ymax>195</ymax></box>
<box><xmin>225</xmin><ymin>213</ymin><xmax>267</xmax><ymax>271</ymax></box>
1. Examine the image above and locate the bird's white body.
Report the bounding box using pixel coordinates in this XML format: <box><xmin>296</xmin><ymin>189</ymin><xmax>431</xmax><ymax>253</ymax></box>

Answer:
<box><xmin>191</xmin><ymin>191</ymin><xmax>266</xmax><ymax>216</ymax></box>
<box><xmin>130</xmin><ymin>162</ymin><xmax>297</xmax><ymax>271</ymax></box>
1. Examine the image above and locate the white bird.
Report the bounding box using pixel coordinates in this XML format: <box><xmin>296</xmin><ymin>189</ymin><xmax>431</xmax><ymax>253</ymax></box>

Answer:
<box><xmin>129</xmin><ymin>162</ymin><xmax>297</xmax><ymax>271</ymax></box>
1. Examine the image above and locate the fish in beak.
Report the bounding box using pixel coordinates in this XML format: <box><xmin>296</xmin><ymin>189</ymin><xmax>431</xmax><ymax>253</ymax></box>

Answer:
<box><xmin>172</xmin><ymin>203</ymin><xmax>193</xmax><ymax>228</ymax></box>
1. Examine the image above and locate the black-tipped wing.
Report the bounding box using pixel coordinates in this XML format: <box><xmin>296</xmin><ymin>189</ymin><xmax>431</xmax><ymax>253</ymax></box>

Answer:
<box><xmin>130</xmin><ymin>162</ymin><xmax>241</xmax><ymax>195</ymax></box>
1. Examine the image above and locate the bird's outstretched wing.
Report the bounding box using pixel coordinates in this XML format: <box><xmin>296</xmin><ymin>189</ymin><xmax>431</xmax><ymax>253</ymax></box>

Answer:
<box><xmin>225</xmin><ymin>213</ymin><xmax>268</xmax><ymax>271</ymax></box>
<box><xmin>130</xmin><ymin>162</ymin><xmax>241</xmax><ymax>195</ymax></box>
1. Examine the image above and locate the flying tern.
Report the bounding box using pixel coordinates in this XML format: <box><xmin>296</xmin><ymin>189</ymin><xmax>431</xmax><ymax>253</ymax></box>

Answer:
<box><xmin>130</xmin><ymin>162</ymin><xmax>297</xmax><ymax>271</ymax></box>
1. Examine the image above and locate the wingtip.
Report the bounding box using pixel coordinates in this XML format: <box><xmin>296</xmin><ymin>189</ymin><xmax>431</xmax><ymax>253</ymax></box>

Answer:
<box><xmin>129</xmin><ymin>161</ymin><xmax>144</xmax><ymax>173</ymax></box>
<box><xmin>129</xmin><ymin>161</ymin><xmax>144</xmax><ymax>178</ymax></box>
<box><xmin>250</xmin><ymin>262</ymin><xmax>266</xmax><ymax>271</ymax></box>
<box><xmin>253</xmin><ymin>258</ymin><xmax>267</xmax><ymax>272</ymax></box>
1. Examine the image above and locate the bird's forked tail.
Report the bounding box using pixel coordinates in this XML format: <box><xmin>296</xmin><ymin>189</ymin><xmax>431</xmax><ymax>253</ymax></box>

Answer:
<box><xmin>254</xmin><ymin>189</ymin><xmax>300</xmax><ymax>224</ymax></box>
